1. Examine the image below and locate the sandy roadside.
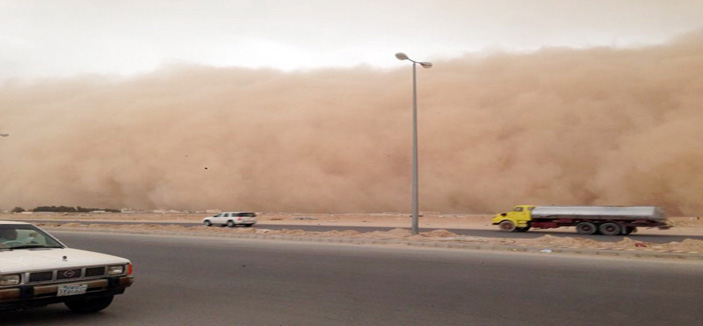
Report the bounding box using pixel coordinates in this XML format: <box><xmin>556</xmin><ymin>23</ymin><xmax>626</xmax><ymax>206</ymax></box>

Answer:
<box><xmin>3</xmin><ymin>212</ymin><xmax>703</xmax><ymax>235</ymax></box>
<box><xmin>3</xmin><ymin>212</ymin><xmax>703</xmax><ymax>255</ymax></box>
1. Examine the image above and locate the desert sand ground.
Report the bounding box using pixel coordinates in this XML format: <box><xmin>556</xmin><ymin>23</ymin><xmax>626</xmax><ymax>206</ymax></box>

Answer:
<box><xmin>3</xmin><ymin>212</ymin><xmax>703</xmax><ymax>254</ymax></box>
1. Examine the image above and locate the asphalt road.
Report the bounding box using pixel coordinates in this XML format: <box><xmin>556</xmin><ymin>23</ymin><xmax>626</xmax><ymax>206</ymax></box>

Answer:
<box><xmin>12</xmin><ymin>219</ymin><xmax>703</xmax><ymax>243</ymax></box>
<box><xmin>2</xmin><ymin>231</ymin><xmax>702</xmax><ymax>326</ymax></box>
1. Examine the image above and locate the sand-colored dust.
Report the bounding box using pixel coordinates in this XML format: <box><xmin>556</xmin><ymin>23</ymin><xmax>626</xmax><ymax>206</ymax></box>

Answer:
<box><xmin>1</xmin><ymin>31</ymin><xmax>703</xmax><ymax>216</ymax></box>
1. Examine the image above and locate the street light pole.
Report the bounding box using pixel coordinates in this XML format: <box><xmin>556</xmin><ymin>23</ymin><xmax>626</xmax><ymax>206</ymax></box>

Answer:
<box><xmin>395</xmin><ymin>52</ymin><xmax>432</xmax><ymax>235</ymax></box>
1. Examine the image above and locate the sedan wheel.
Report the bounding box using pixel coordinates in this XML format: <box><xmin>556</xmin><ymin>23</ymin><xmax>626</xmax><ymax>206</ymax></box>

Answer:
<box><xmin>204</xmin><ymin>220</ymin><xmax>212</xmax><ymax>227</ymax></box>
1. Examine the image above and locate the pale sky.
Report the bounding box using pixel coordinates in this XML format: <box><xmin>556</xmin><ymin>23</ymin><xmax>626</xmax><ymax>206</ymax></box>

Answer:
<box><xmin>1</xmin><ymin>0</ymin><xmax>702</xmax><ymax>80</ymax></box>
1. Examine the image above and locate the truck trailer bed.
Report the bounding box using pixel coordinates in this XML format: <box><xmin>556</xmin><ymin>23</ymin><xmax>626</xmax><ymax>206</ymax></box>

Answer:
<box><xmin>531</xmin><ymin>206</ymin><xmax>666</xmax><ymax>221</ymax></box>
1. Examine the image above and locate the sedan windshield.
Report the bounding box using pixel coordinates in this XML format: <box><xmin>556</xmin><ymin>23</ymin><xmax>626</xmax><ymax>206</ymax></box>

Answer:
<box><xmin>0</xmin><ymin>224</ymin><xmax>64</xmax><ymax>250</ymax></box>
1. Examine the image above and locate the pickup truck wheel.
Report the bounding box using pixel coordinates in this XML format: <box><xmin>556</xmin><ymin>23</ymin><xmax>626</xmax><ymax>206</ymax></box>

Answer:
<box><xmin>599</xmin><ymin>222</ymin><xmax>621</xmax><ymax>236</ymax></box>
<box><xmin>203</xmin><ymin>220</ymin><xmax>212</xmax><ymax>227</ymax></box>
<box><xmin>498</xmin><ymin>220</ymin><xmax>516</xmax><ymax>232</ymax></box>
<box><xmin>576</xmin><ymin>222</ymin><xmax>597</xmax><ymax>235</ymax></box>
<box><xmin>65</xmin><ymin>295</ymin><xmax>114</xmax><ymax>313</ymax></box>
<box><xmin>227</xmin><ymin>220</ymin><xmax>236</xmax><ymax>228</ymax></box>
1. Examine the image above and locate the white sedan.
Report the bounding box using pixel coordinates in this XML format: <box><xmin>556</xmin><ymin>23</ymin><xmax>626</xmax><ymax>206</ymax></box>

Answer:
<box><xmin>203</xmin><ymin>212</ymin><xmax>257</xmax><ymax>227</ymax></box>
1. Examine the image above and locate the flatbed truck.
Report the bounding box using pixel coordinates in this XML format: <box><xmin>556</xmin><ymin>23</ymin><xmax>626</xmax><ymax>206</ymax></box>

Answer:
<box><xmin>492</xmin><ymin>205</ymin><xmax>673</xmax><ymax>235</ymax></box>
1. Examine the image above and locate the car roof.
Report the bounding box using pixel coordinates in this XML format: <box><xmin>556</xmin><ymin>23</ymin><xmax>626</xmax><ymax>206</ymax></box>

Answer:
<box><xmin>0</xmin><ymin>220</ymin><xmax>31</xmax><ymax>225</ymax></box>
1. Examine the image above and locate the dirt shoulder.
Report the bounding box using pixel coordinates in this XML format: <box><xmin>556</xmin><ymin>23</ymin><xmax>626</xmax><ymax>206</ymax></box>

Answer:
<box><xmin>3</xmin><ymin>212</ymin><xmax>703</xmax><ymax>257</ymax></box>
<box><xmin>4</xmin><ymin>212</ymin><xmax>703</xmax><ymax>235</ymax></box>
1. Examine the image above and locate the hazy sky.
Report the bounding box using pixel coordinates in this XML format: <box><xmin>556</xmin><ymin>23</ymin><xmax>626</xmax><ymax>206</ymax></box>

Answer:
<box><xmin>2</xmin><ymin>0</ymin><xmax>702</xmax><ymax>80</ymax></box>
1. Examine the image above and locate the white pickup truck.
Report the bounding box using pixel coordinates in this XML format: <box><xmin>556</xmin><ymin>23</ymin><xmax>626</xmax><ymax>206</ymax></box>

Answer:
<box><xmin>0</xmin><ymin>221</ymin><xmax>133</xmax><ymax>313</ymax></box>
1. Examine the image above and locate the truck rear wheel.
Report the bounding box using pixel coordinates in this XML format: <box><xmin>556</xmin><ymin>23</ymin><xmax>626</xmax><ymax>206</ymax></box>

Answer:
<box><xmin>599</xmin><ymin>222</ymin><xmax>621</xmax><ymax>236</ymax></box>
<box><xmin>622</xmin><ymin>226</ymin><xmax>636</xmax><ymax>235</ymax></box>
<box><xmin>576</xmin><ymin>222</ymin><xmax>597</xmax><ymax>235</ymax></box>
<box><xmin>498</xmin><ymin>220</ymin><xmax>516</xmax><ymax>232</ymax></box>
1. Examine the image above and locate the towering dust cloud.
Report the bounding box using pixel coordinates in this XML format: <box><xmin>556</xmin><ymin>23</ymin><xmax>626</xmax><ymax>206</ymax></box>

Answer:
<box><xmin>1</xmin><ymin>31</ymin><xmax>702</xmax><ymax>215</ymax></box>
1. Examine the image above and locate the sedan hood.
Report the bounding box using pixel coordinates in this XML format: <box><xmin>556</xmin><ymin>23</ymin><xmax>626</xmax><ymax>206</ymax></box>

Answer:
<box><xmin>0</xmin><ymin>248</ymin><xmax>129</xmax><ymax>274</ymax></box>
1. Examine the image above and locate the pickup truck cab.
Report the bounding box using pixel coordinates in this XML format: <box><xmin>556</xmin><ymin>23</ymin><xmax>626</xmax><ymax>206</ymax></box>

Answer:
<box><xmin>0</xmin><ymin>221</ymin><xmax>133</xmax><ymax>313</ymax></box>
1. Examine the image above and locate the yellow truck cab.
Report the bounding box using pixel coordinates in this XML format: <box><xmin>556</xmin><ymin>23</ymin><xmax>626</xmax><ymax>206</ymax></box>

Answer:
<box><xmin>491</xmin><ymin>205</ymin><xmax>534</xmax><ymax>232</ymax></box>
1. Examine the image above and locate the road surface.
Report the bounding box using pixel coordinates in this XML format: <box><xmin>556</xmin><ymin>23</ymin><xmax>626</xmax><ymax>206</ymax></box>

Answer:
<box><xmin>3</xmin><ymin>231</ymin><xmax>702</xmax><ymax>325</ymax></box>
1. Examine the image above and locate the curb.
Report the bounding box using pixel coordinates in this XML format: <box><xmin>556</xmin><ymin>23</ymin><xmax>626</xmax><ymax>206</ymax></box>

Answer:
<box><xmin>44</xmin><ymin>227</ymin><xmax>703</xmax><ymax>261</ymax></box>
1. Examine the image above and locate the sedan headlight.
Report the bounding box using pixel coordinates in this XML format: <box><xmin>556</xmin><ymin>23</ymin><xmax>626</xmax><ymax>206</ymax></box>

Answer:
<box><xmin>107</xmin><ymin>265</ymin><xmax>125</xmax><ymax>275</ymax></box>
<box><xmin>0</xmin><ymin>274</ymin><xmax>21</xmax><ymax>286</ymax></box>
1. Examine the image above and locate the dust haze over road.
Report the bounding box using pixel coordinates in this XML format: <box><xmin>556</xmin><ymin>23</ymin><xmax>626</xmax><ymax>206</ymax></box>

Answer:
<box><xmin>1</xmin><ymin>31</ymin><xmax>702</xmax><ymax>215</ymax></box>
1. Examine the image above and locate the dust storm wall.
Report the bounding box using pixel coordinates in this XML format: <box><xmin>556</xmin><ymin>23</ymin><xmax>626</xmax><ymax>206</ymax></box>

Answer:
<box><xmin>1</xmin><ymin>31</ymin><xmax>701</xmax><ymax>215</ymax></box>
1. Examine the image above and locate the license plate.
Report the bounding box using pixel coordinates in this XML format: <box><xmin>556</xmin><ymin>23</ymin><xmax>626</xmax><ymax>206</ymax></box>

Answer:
<box><xmin>57</xmin><ymin>284</ymin><xmax>88</xmax><ymax>296</ymax></box>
